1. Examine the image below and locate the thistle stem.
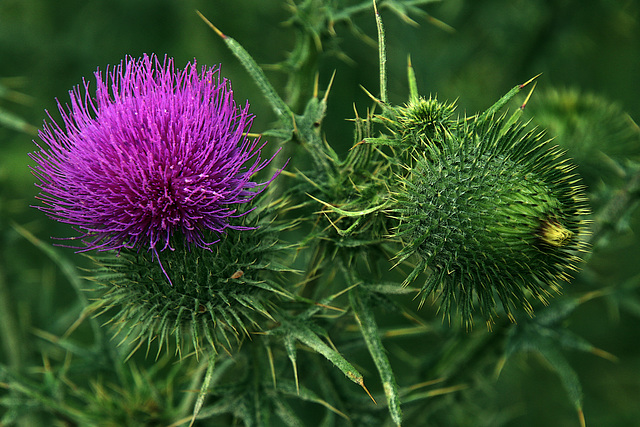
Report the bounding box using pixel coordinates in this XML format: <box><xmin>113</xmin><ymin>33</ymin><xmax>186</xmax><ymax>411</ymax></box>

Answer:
<box><xmin>374</xmin><ymin>0</ymin><xmax>388</xmax><ymax>104</ymax></box>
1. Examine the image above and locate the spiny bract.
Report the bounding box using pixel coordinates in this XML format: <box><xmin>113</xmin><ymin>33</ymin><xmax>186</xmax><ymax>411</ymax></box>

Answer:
<box><xmin>393</xmin><ymin>114</ymin><xmax>590</xmax><ymax>327</ymax></box>
<box><xmin>394</xmin><ymin>95</ymin><xmax>458</xmax><ymax>147</ymax></box>
<box><xmin>91</xmin><ymin>203</ymin><xmax>294</xmax><ymax>356</ymax></box>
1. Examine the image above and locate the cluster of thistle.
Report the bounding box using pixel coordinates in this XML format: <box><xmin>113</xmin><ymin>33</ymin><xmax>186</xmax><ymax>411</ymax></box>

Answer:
<box><xmin>28</xmin><ymin>42</ymin><xmax>591</xmax><ymax>425</ymax></box>
<box><xmin>29</xmin><ymin>56</ymin><xmax>586</xmax><ymax>333</ymax></box>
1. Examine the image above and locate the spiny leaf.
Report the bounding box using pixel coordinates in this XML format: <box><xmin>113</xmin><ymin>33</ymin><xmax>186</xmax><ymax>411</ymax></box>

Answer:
<box><xmin>499</xmin><ymin>299</ymin><xmax>615</xmax><ymax>427</ymax></box>
<box><xmin>281</xmin><ymin>319</ymin><xmax>374</xmax><ymax>402</ymax></box>
<box><xmin>189</xmin><ymin>353</ymin><xmax>216</xmax><ymax>427</ymax></box>
<box><xmin>283</xmin><ymin>335</ymin><xmax>300</xmax><ymax>394</ymax></box>
<box><xmin>350</xmin><ymin>288</ymin><xmax>402</xmax><ymax>426</ymax></box>
<box><xmin>535</xmin><ymin>344</ymin><xmax>585</xmax><ymax>427</ymax></box>
<box><xmin>277</xmin><ymin>379</ymin><xmax>349</xmax><ymax>420</ymax></box>
<box><xmin>476</xmin><ymin>74</ymin><xmax>541</xmax><ymax>125</ymax></box>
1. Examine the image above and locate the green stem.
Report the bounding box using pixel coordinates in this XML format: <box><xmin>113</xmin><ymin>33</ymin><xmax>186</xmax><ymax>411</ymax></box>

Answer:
<box><xmin>374</xmin><ymin>0</ymin><xmax>388</xmax><ymax>103</ymax></box>
<box><xmin>0</xmin><ymin>259</ymin><xmax>22</xmax><ymax>369</ymax></box>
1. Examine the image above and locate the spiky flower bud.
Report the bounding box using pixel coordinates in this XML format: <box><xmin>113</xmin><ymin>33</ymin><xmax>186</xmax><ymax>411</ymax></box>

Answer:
<box><xmin>393</xmin><ymin>115</ymin><xmax>589</xmax><ymax>327</ymax></box>
<box><xmin>523</xmin><ymin>88</ymin><xmax>640</xmax><ymax>187</ymax></box>
<box><xmin>384</xmin><ymin>96</ymin><xmax>457</xmax><ymax>149</ymax></box>
<box><xmin>92</xmin><ymin>204</ymin><xmax>294</xmax><ymax>356</ymax></box>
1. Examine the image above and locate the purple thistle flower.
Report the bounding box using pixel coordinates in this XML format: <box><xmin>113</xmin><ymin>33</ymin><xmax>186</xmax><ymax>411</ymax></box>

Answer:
<box><xmin>30</xmin><ymin>53</ymin><xmax>280</xmax><ymax>257</ymax></box>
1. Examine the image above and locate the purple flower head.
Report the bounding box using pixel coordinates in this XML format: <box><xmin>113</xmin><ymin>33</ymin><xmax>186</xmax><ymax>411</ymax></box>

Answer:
<box><xmin>30</xmin><ymin>53</ymin><xmax>280</xmax><ymax>255</ymax></box>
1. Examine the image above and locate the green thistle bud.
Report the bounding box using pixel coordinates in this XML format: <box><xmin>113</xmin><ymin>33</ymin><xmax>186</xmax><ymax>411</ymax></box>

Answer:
<box><xmin>523</xmin><ymin>88</ymin><xmax>640</xmax><ymax>187</ymax></box>
<box><xmin>393</xmin><ymin>115</ymin><xmax>589</xmax><ymax>327</ymax></box>
<box><xmin>90</xmin><ymin>203</ymin><xmax>294</xmax><ymax>356</ymax></box>
<box><xmin>382</xmin><ymin>96</ymin><xmax>458</xmax><ymax>149</ymax></box>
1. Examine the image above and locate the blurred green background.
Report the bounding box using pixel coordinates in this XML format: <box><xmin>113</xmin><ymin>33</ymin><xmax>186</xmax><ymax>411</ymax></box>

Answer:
<box><xmin>1</xmin><ymin>0</ymin><xmax>639</xmax><ymax>426</ymax></box>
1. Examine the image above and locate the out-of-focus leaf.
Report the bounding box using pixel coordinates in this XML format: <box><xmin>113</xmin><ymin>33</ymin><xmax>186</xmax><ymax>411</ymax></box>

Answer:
<box><xmin>0</xmin><ymin>106</ymin><xmax>37</xmax><ymax>134</ymax></box>
<box><xmin>498</xmin><ymin>298</ymin><xmax>614</xmax><ymax>427</ymax></box>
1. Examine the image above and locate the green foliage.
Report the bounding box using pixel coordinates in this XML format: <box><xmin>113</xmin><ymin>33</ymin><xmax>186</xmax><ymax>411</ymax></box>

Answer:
<box><xmin>2</xmin><ymin>1</ymin><xmax>640</xmax><ymax>427</ymax></box>
<box><xmin>0</xmin><ymin>78</ymin><xmax>37</xmax><ymax>135</ymax></box>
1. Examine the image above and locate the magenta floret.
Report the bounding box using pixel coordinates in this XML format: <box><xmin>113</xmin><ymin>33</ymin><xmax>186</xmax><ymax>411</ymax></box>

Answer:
<box><xmin>30</xmin><ymin>53</ymin><xmax>279</xmax><ymax>255</ymax></box>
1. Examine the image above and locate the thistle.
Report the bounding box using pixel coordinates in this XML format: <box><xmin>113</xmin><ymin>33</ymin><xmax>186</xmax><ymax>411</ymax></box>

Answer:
<box><xmin>29</xmin><ymin>53</ymin><xmax>280</xmax><ymax>261</ymax></box>
<box><xmin>28</xmin><ymin>53</ymin><xmax>289</xmax><ymax>355</ymax></box>
<box><xmin>393</xmin><ymin>113</ymin><xmax>590</xmax><ymax>327</ymax></box>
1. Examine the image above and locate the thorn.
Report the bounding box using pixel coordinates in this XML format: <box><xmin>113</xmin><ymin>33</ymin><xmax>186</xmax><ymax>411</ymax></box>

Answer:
<box><xmin>359</xmin><ymin>378</ymin><xmax>377</xmax><ymax>404</ymax></box>
<box><xmin>494</xmin><ymin>356</ymin><xmax>507</xmax><ymax>380</ymax></box>
<box><xmin>590</xmin><ymin>347</ymin><xmax>619</xmax><ymax>363</ymax></box>
<box><xmin>290</xmin><ymin>111</ymin><xmax>298</xmax><ymax>135</ymax></box>
<box><xmin>196</xmin><ymin>10</ymin><xmax>227</xmax><ymax>39</ymax></box>
<box><xmin>426</xmin><ymin>15</ymin><xmax>457</xmax><ymax>33</ymax></box>
<box><xmin>267</xmin><ymin>345</ymin><xmax>277</xmax><ymax>388</ymax></box>
<box><xmin>519</xmin><ymin>72</ymin><xmax>542</xmax><ymax>89</ymax></box>
<box><xmin>314</xmin><ymin>302</ymin><xmax>346</xmax><ymax>312</ymax></box>
<box><xmin>350</xmin><ymin>139</ymin><xmax>367</xmax><ymax>150</ymax></box>
<box><xmin>520</xmin><ymin>81</ymin><xmax>537</xmax><ymax>110</ymax></box>
<box><xmin>61</xmin><ymin>309</ymin><xmax>90</xmax><ymax>340</ymax></box>
<box><xmin>578</xmin><ymin>408</ymin><xmax>586</xmax><ymax>427</ymax></box>
<box><xmin>313</xmin><ymin>72</ymin><xmax>319</xmax><ymax>99</ymax></box>
<box><xmin>406</xmin><ymin>377</ymin><xmax>446</xmax><ymax>392</ymax></box>
<box><xmin>323</xmin><ymin>70</ymin><xmax>337</xmax><ymax>103</ymax></box>
<box><xmin>360</xmin><ymin>85</ymin><xmax>382</xmax><ymax>103</ymax></box>
<box><xmin>330</xmin><ymin>282</ymin><xmax>360</xmax><ymax>300</ymax></box>
<box><xmin>292</xmin><ymin>361</ymin><xmax>299</xmax><ymax>395</ymax></box>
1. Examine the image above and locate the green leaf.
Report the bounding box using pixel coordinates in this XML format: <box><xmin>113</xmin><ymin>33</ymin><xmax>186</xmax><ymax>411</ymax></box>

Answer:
<box><xmin>189</xmin><ymin>352</ymin><xmax>216</xmax><ymax>427</ymax></box>
<box><xmin>476</xmin><ymin>74</ymin><xmax>541</xmax><ymax>125</ymax></box>
<box><xmin>275</xmin><ymin>318</ymin><xmax>375</xmax><ymax>402</ymax></box>
<box><xmin>288</xmin><ymin>321</ymin><xmax>362</xmax><ymax>384</ymax></box>
<box><xmin>0</xmin><ymin>106</ymin><xmax>37</xmax><ymax>134</ymax></box>
<box><xmin>350</xmin><ymin>288</ymin><xmax>403</xmax><ymax>426</ymax></box>
<box><xmin>499</xmin><ymin>299</ymin><xmax>612</xmax><ymax>427</ymax></box>
<box><xmin>535</xmin><ymin>343</ymin><xmax>583</xmax><ymax>416</ymax></box>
